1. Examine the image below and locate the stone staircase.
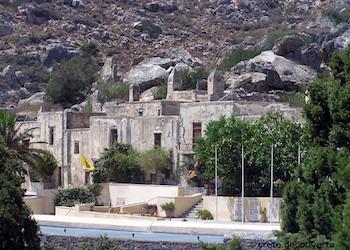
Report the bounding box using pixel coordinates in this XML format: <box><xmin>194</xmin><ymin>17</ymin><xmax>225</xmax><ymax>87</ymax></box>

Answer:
<box><xmin>184</xmin><ymin>199</ymin><xmax>203</xmax><ymax>220</ymax></box>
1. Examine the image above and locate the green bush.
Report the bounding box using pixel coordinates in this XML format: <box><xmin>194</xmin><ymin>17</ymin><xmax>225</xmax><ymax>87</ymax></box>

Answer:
<box><xmin>219</xmin><ymin>48</ymin><xmax>263</xmax><ymax>72</ymax></box>
<box><xmin>138</xmin><ymin>147</ymin><xmax>172</xmax><ymax>178</ymax></box>
<box><xmin>153</xmin><ymin>85</ymin><xmax>167</xmax><ymax>100</ymax></box>
<box><xmin>180</xmin><ymin>67</ymin><xmax>209</xmax><ymax>90</ymax></box>
<box><xmin>196</xmin><ymin>209</ymin><xmax>214</xmax><ymax>220</ymax></box>
<box><xmin>80</xmin><ymin>41</ymin><xmax>99</xmax><ymax>57</ymax></box>
<box><xmin>97</xmin><ymin>81</ymin><xmax>129</xmax><ymax>102</ymax></box>
<box><xmin>278</xmin><ymin>91</ymin><xmax>305</xmax><ymax>108</ymax></box>
<box><xmin>322</xmin><ymin>9</ymin><xmax>350</xmax><ymax>24</ymax></box>
<box><xmin>55</xmin><ymin>185</ymin><xmax>100</xmax><ymax>206</ymax></box>
<box><xmin>160</xmin><ymin>202</ymin><xmax>175</xmax><ymax>211</ymax></box>
<box><xmin>63</xmin><ymin>199</ymin><xmax>76</xmax><ymax>207</ymax></box>
<box><xmin>92</xmin><ymin>143</ymin><xmax>144</xmax><ymax>183</ymax></box>
<box><xmin>46</xmin><ymin>56</ymin><xmax>98</xmax><ymax>108</ymax></box>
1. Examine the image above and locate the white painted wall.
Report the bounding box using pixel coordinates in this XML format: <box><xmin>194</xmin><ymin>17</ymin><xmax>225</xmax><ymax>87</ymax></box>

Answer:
<box><xmin>100</xmin><ymin>183</ymin><xmax>184</xmax><ymax>206</ymax></box>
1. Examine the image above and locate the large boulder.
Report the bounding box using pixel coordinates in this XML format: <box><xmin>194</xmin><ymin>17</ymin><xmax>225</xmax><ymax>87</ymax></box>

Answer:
<box><xmin>232</xmin><ymin>51</ymin><xmax>317</xmax><ymax>91</ymax></box>
<box><xmin>40</xmin><ymin>43</ymin><xmax>78</xmax><ymax>67</ymax></box>
<box><xmin>300</xmin><ymin>43</ymin><xmax>324</xmax><ymax>69</ymax></box>
<box><xmin>139</xmin><ymin>57</ymin><xmax>174</xmax><ymax>69</ymax></box>
<box><xmin>23</xmin><ymin>4</ymin><xmax>56</xmax><ymax>25</ymax></box>
<box><xmin>144</xmin><ymin>2</ymin><xmax>177</xmax><ymax>13</ymax></box>
<box><xmin>225</xmin><ymin>72</ymin><xmax>269</xmax><ymax>92</ymax></box>
<box><xmin>124</xmin><ymin>63</ymin><xmax>169</xmax><ymax>94</ymax></box>
<box><xmin>1</xmin><ymin>65</ymin><xmax>19</xmax><ymax>87</ymax></box>
<box><xmin>133</xmin><ymin>19</ymin><xmax>162</xmax><ymax>39</ymax></box>
<box><xmin>139</xmin><ymin>86</ymin><xmax>159</xmax><ymax>102</ymax></box>
<box><xmin>156</xmin><ymin>48</ymin><xmax>202</xmax><ymax>67</ymax></box>
<box><xmin>273</xmin><ymin>35</ymin><xmax>306</xmax><ymax>56</ymax></box>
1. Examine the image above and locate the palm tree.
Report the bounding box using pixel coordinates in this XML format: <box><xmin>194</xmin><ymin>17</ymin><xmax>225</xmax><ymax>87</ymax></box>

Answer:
<box><xmin>0</xmin><ymin>110</ymin><xmax>56</xmax><ymax>179</ymax></box>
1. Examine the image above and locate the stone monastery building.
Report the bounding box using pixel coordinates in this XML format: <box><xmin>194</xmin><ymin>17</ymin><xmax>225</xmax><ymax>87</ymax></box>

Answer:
<box><xmin>19</xmin><ymin>69</ymin><xmax>302</xmax><ymax>187</ymax></box>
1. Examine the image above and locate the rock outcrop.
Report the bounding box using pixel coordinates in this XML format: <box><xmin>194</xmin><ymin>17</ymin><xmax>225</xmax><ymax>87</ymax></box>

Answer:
<box><xmin>231</xmin><ymin>51</ymin><xmax>317</xmax><ymax>91</ymax></box>
<box><xmin>40</xmin><ymin>43</ymin><xmax>78</xmax><ymax>67</ymax></box>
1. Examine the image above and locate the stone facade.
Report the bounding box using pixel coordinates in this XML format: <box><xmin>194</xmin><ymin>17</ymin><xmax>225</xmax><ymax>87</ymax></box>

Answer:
<box><xmin>19</xmin><ymin>99</ymin><xmax>302</xmax><ymax>187</ymax></box>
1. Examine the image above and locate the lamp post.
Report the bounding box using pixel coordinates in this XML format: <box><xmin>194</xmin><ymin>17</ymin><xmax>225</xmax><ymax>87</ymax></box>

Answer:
<box><xmin>241</xmin><ymin>145</ymin><xmax>244</xmax><ymax>223</ymax></box>
<box><xmin>270</xmin><ymin>144</ymin><xmax>274</xmax><ymax>224</ymax></box>
<box><xmin>215</xmin><ymin>146</ymin><xmax>218</xmax><ymax>221</ymax></box>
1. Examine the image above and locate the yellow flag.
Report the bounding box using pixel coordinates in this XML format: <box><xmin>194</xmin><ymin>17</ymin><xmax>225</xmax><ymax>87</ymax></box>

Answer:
<box><xmin>81</xmin><ymin>155</ymin><xmax>94</xmax><ymax>171</ymax></box>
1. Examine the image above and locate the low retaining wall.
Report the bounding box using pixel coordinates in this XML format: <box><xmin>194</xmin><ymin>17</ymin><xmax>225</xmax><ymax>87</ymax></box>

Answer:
<box><xmin>56</xmin><ymin>193</ymin><xmax>201</xmax><ymax>218</ymax></box>
<box><xmin>99</xmin><ymin>183</ymin><xmax>185</xmax><ymax>206</ymax></box>
<box><xmin>203</xmin><ymin>196</ymin><xmax>282</xmax><ymax>222</ymax></box>
<box><xmin>24</xmin><ymin>189</ymin><xmax>58</xmax><ymax>214</ymax></box>
<box><xmin>40</xmin><ymin>235</ymin><xmax>277</xmax><ymax>250</ymax></box>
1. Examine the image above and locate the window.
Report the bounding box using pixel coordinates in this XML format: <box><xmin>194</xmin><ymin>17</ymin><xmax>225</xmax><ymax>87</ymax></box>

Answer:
<box><xmin>74</xmin><ymin>141</ymin><xmax>80</xmax><ymax>154</ymax></box>
<box><xmin>154</xmin><ymin>133</ymin><xmax>161</xmax><ymax>148</ymax></box>
<box><xmin>84</xmin><ymin>171</ymin><xmax>90</xmax><ymax>184</ymax></box>
<box><xmin>109</xmin><ymin>129</ymin><xmax>118</xmax><ymax>146</ymax></box>
<box><xmin>49</xmin><ymin>127</ymin><xmax>54</xmax><ymax>145</ymax></box>
<box><xmin>193</xmin><ymin>122</ymin><xmax>202</xmax><ymax>149</ymax></box>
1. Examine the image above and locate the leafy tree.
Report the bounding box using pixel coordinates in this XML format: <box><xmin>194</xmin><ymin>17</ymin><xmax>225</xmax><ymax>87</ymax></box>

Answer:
<box><xmin>180</xmin><ymin>67</ymin><xmax>209</xmax><ymax>90</ymax></box>
<box><xmin>92</xmin><ymin>143</ymin><xmax>144</xmax><ymax>183</ymax></box>
<box><xmin>196</xmin><ymin>112</ymin><xmax>302</xmax><ymax>196</ymax></box>
<box><xmin>279</xmin><ymin>45</ymin><xmax>350</xmax><ymax>246</ymax></box>
<box><xmin>0</xmin><ymin>145</ymin><xmax>41</xmax><ymax>249</ymax></box>
<box><xmin>304</xmin><ymin>78</ymin><xmax>333</xmax><ymax>147</ymax></box>
<box><xmin>138</xmin><ymin>147</ymin><xmax>172</xmax><ymax>179</ymax></box>
<box><xmin>46</xmin><ymin>56</ymin><xmax>98</xmax><ymax>108</ymax></box>
<box><xmin>335</xmin><ymin>195</ymin><xmax>350</xmax><ymax>249</ymax></box>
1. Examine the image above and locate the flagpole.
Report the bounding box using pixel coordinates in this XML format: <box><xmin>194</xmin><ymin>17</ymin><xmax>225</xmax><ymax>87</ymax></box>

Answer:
<box><xmin>270</xmin><ymin>144</ymin><xmax>274</xmax><ymax>224</ymax></box>
<box><xmin>241</xmin><ymin>145</ymin><xmax>244</xmax><ymax>223</ymax></box>
<box><xmin>298</xmin><ymin>144</ymin><xmax>301</xmax><ymax>165</ymax></box>
<box><xmin>215</xmin><ymin>147</ymin><xmax>218</xmax><ymax>221</ymax></box>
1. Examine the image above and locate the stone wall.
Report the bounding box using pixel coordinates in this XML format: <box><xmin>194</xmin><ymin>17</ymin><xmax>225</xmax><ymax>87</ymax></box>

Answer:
<box><xmin>66</xmin><ymin>112</ymin><xmax>106</xmax><ymax>129</ymax></box>
<box><xmin>103</xmin><ymin>101</ymin><xmax>162</xmax><ymax>117</ymax></box>
<box><xmin>69</xmin><ymin>128</ymin><xmax>91</xmax><ymax>185</ymax></box>
<box><xmin>161</xmin><ymin>101</ymin><xmax>180</xmax><ymax>115</ymax></box>
<box><xmin>40</xmin><ymin>235</ymin><xmax>277</xmax><ymax>250</ymax></box>
<box><xmin>179</xmin><ymin>101</ymin><xmax>302</xmax><ymax>152</ymax></box>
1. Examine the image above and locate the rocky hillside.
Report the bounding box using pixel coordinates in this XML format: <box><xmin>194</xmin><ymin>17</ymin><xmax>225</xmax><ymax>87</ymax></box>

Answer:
<box><xmin>1</xmin><ymin>0</ymin><xmax>350</xmax><ymax>107</ymax></box>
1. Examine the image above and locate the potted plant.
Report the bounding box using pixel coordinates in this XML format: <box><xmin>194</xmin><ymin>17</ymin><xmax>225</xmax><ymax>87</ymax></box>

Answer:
<box><xmin>260</xmin><ymin>207</ymin><xmax>268</xmax><ymax>223</ymax></box>
<box><xmin>146</xmin><ymin>204</ymin><xmax>157</xmax><ymax>216</ymax></box>
<box><xmin>160</xmin><ymin>202</ymin><xmax>175</xmax><ymax>218</ymax></box>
